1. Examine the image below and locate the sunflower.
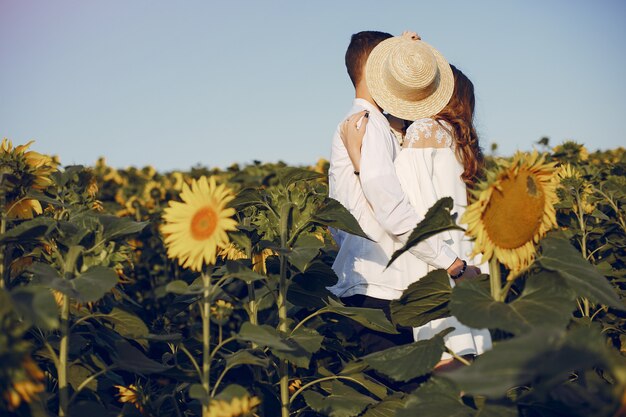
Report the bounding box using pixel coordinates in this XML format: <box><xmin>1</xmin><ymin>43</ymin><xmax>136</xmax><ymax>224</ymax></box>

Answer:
<box><xmin>3</xmin><ymin>357</ymin><xmax>45</xmax><ymax>411</ymax></box>
<box><xmin>252</xmin><ymin>248</ymin><xmax>277</xmax><ymax>274</ymax></box>
<box><xmin>0</xmin><ymin>139</ymin><xmax>57</xmax><ymax>219</ymax></box>
<box><xmin>552</xmin><ymin>140</ymin><xmax>589</xmax><ymax>163</ymax></box>
<box><xmin>289</xmin><ymin>379</ymin><xmax>302</xmax><ymax>395</ymax></box>
<box><xmin>556</xmin><ymin>164</ymin><xmax>595</xmax><ymax>214</ymax></box>
<box><xmin>206</xmin><ymin>395</ymin><xmax>261</xmax><ymax>417</ymax></box>
<box><xmin>219</xmin><ymin>242</ymin><xmax>247</xmax><ymax>261</ymax></box>
<box><xmin>462</xmin><ymin>151</ymin><xmax>558</xmax><ymax>274</ymax></box>
<box><xmin>210</xmin><ymin>299</ymin><xmax>234</xmax><ymax>323</ymax></box>
<box><xmin>142</xmin><ymin>180</ymin><xmax>166</xmax><ymax>202</ymax></box>
<box><xmin>161</xmin><ymin>176</ymin><xmax>238</xmax><ymax>271</ymax></box>
<box><xmin>115</xmin><ymin>384</ymin><xmax>145</xmax><ymax>414</ymax></box>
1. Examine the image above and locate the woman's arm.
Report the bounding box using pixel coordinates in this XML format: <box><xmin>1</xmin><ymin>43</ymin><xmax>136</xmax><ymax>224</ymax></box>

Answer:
<box><xmin>340</xmin><ymin>110</ymin><xmax>369</xmax><ymax>172</ymax></box>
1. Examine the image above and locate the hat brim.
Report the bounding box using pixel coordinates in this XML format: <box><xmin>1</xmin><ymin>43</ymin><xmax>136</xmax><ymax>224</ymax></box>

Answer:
<box><xmin>365</xmin><ymin>37</ymin><xmax>454</xmax><ymax>121</ymax></box>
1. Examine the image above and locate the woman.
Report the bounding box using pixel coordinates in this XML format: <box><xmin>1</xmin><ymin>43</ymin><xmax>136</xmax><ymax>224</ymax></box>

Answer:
<box><xmin>341</xmin><ymin>64</ymin><xmax>492</xmax><ymax>372</ymax></box>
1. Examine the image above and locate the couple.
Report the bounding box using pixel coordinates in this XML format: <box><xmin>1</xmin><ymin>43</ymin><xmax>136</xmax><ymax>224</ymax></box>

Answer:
<box><xmin>328</xmin><ymin>31</ymin><xmax>492</xmax><ymax>376</ymax></box>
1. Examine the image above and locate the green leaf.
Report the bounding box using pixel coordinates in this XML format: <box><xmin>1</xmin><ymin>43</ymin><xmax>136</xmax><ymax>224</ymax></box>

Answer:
<box><xmin>101</xmin><ymin>308</ymin><xmax>149</xmax><ymax>345</ymax></box>
<box><xmin>98</xmin><ymin>214</ymin><xmax>148</xmax><ymax>242</ymax></box>
<box><xmin>72</xmin><ymin>266</ymin><xmax>118</xmax><ymax>303</ymax></box>
<box><xmin>287</xmin><ymin>261</ymin><xmax>338</xmax><ymax>308</ymax></box>
<box><xmin>11</xmin><ymin>285</ymin><xmax>59</xmax><ymax>330</ymax></box>
<box><xmin>231</xmin><ymin>188</ymin><xmax>265</xmax><ymax>209</ymax></box>
<box><xmin>214</xmin><ymin>384</ymin><xmax>250</xmax><ymax>401</ymax></box>
<box><xmin>189</xmin><ymin>384</ymin><xmax>208</xmax><ymax>404</ymax></box>
<box><xmin>362</xmin><ymin>328</ymin><xmax>453</xmax><ymax>382</ymax></box>
<box><xmin>277</xmin><ymin>167</ymin><xmax>323</xmax><ymax>187</ymax></box>
<box><xmin>290</xmin><ymin>326</ymin><xmax>324</xmax><ymax>354</ymax></box>
<box><xmin>397</xmin><ymin>377</ymin><xmax>474</xmax><ymax>417</ymax></box>
<box><xmin>444</xmin><ymin>324</ymin><xmax>618</xmax><ymax>398</ymax></box>
<box><xmin>113</xmin><ymin>338</ymin><xmax>171</xmax><ymax>375</ymax></box>
<box><xmin>361</xmin><ymin>393</ymin><xmax>407</xmax><ymax>417</ymax></box>
<box><xmin>449</xmin><ymin>272</ymin><xmax>575</xmax><ymax>335</ymax></box>
<box><xmin>287</xmin><ymin>234</ymin><xmax>323</xmax><ymax>272</ymax></box>
<box><xmin>0</xmin><ymin>216</ymin><xmax>56</xmax><ymax>243</ymax></box>
<box><xmin>68</xmin><ymin>363</ymin><xmax>98</xmax><ymax>391</ymax></box>
<box><xmin>224</xmin><ymin>349</ymin><xmax>270</xmax><ymax>369</ymax></box>
<box><xmin>165</xmin><ymin>280</ymin><xmax>189</xmax><ymax>294</ymax></box>
<box><xmin>313</xmin><ymin>198</ymin><xmax>371</xmax><ymax>241</ymax></box>
<box><xmin>325</xmin><ymin>298</ymin><xmax>399</xmax><ymax>334</ymax></box>
<box><xmin>237</xmin><ymin>322</ymin><xmax>294</xmax><ymax>351</ymax></box>
<box><xmin>223</xmin><ymin>260</ymin><xmax>268</xmax><ymax>283</ymax></box>
<box><xmin>390</xmin><ymin>269</ymin><xmax>452</xmax><ymax>327</ymax></box>
<box><xmin>538</xmin><ymin>235</ymin><xmax>624</xmax><ymax>310</ymax></box>
<box><xmin>476</xmin><ymin>404</ymin><xmax>519</xmax><ymax>417</ymax></box>
<box><xmin>302</xmin><ymin>380</ymin><xmax>377</xmax><ymax>417</ymax></box>
<box><xmin>388</xmin><ymin>197</ymin><xmax>464</xmax><ymax>268</ymax></box>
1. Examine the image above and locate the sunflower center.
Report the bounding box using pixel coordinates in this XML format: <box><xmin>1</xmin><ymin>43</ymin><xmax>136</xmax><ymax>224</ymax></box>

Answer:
<box><xmin>190</xmin><ymin>206</ymin><xmax>217</xmax><ymax>240</ymax></box>
<box><xmin>482</xmin><ymin>169</ymin><xmax>545</xmax><ymax>249</ymax></box>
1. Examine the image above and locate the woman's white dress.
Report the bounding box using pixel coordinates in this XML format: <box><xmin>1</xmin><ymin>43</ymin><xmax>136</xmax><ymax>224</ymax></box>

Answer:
<box><xmin>394</xmin><ymin>118</ymin><xmax>492</xmax><ymax>360</ymax></box>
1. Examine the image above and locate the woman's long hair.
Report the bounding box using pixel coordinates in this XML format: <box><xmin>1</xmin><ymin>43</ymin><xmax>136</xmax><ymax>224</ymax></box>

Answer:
<box><xmin>434</xmin><ymin>65</ymin><xmax>484</xmax><ymax>187</ymax></box>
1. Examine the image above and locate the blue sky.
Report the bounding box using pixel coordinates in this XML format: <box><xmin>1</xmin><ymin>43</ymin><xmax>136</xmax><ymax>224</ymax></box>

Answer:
<box><xmin>1</xmin><ymin>0</ymin><xmax>624</xmax><ymax>171</ymax></box>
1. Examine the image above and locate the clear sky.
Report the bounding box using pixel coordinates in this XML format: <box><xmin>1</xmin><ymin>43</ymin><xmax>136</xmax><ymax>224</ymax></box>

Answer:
<box><xmin>1</xmin><ymin>0</ymin><xmax>625</xmax><ymax>171</ymax></box>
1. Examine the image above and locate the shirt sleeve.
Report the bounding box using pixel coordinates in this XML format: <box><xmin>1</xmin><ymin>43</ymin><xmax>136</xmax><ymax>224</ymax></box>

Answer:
<box><xmin>359</xmin><ymin>120</ymin><xmax>458</xmax><ymax>270</ymax></box>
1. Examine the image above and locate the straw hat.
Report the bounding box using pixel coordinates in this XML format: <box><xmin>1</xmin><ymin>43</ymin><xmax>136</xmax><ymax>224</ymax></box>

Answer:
<box><xmin>365</xmin><ymin>36</ymin><xmax>454</xmax><ymax>121</ymax></box>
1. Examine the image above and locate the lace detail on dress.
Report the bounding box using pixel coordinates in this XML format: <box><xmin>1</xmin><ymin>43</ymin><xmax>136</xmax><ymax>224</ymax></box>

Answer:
<box><xmin>404</xmin><ymin>118</ymin><xmax>454</xmax><ymax>149</ymax></box>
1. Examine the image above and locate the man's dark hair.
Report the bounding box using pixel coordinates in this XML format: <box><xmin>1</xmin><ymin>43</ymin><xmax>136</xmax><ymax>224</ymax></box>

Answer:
<box><xmin>345</xmin><ymin>31</ymin><xmax>393</xmax><ymax>87</ymax></box>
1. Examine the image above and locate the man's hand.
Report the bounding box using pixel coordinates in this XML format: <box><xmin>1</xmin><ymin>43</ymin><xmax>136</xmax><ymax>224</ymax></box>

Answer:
<box><xmin>401</xmin><ymin>31</ymin><xmax>421</xmax><ymax>41</ymax></box>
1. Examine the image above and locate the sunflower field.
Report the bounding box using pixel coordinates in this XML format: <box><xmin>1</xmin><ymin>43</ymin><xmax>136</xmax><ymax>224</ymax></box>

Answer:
<box><xmin>0</xmin><ymin>138</ymin><xmax>625</xmax><ymax>417</ymax></box>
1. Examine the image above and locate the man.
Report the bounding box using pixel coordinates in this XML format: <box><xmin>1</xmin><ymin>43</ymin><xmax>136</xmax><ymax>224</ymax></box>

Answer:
<box><xmin>328</xmin><ymin>31</ymin><xmax>480</xmax><ymax>354</ymax></box>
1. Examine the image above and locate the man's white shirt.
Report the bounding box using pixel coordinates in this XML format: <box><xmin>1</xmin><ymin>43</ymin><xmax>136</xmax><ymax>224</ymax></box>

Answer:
<box><xmin>328</xmin><ymin>98</ymin><xmax>458</xmax><ymax>300</ymax></box>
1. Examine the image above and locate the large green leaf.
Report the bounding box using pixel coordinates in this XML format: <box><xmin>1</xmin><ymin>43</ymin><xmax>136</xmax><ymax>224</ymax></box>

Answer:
<box><xmin>362</xmin><ymin>328</ymin><xmax>453</xmax><ymax>382</ymax></box>
<box><xmin>101</xmin><ymin>308</ymin><xmax>149</xmax><ymax>343</ymax></box>
<box><xmin>290</xmin><ymin>326</ymin><xmax>324</xmax><ymax>354</ymax></box>
<box><xmin>11</xmin><ymin>285</ymin><xmax>59</xmax><ymax>330</ymax></box>
<box><xmin>72</xmin><ymin>266</ymin><xmax>118</xmax><ymax>303</ymax></box>
<box><xmin>277</xmin><ymin>166</ymin><xmax>323</xmax><ymax>187</ymax></box>
<box><xmin>302</xmin><ymin>380</ymin><xmax>377</xmax><ymax>417</ymax></box>
<box><xmin>273</xmin><ymin>327</ymin><xmax>323</xmax><ymax>369</ymax></box>
<box><xmin>286</xmin><ymin>234</ymin><xmax>323</xmax><ymax>272</ymax></box>
<box><xmin>29</xmin><ymin>262</ymin><xmax>78</xmax><ymax>297</ymax></box>
<box><xmin>387</xmin><ymin>197</ymin><xmax>464</xmax><ymax>268</ymax></box>
<box><xmin>113</xmin><ymin>338</ymin><xmax>171</xmax><ymax>375</ymax></box>
<box><xmin>361</xmin><ymin>394</ymin><xmax>407</xmax><ymax>417</ymax></box>
<box><xmin>449</xmin><ymin>272</ymin><xmax>575</xmax><ymax>335</ymax></box>
<box><xmin>224</xmin><ymin>349</ymin><xmax>270</xmax><ymax>369</ymax></box>
<box><xmin>444</xmin><ymin>324</ymin><xmax>619</xmax><ymax>398</ymax></box>
<box><xmin>99</xmin><ymin>214</ymin><xmax>148</xmax><ymax>242</ymax></box>
<box><xmin>230</xmin><ymin>188</ymin><xmax>265</xmax><ymax>209</ymax></box>
<box><xmin>222</xmin><ymin>260</ymin><xmax>268</xmax><ymax>283</ymax></box>
<box><xmin>0</xmin><ymin>216</ymin><xmax>56</xmax><ymax>243</ymax></box>
<box><xmin>396</xmin><ymin>377</ymin><xmax>474</xmax><ymax>417</ymax></box>
<box><xmin>324</xmin><ymin>298</ymin><xmax>398</xmax><ymax>334</ymax></box>
<box><xmin>390</xmin><ymin>269</ymin><xmax>452</xmax><ymax>327</ymax></box>
<box><xmin>287</xmin><ymin>261</ymin><xmax>338</xmax><ymax>308</ymax></box>
<box><xmin>313</xmin><ymin>198</ymin><xmax>371</xmax><ymax>241</ymax></box>
<box><xmin>538</xmin><ymin>235</ymin><xmax>624</xmax><ymax>310</ymax></box>
<box><xmin>237</xmin><ymin>322</ymin><xmax>294</xmax><ymax>351</ymax></box>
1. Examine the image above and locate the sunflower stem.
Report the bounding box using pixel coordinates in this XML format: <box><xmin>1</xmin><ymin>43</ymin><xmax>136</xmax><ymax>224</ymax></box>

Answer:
<box><xmin>489</xmin><ymin>258</ymin><xmax>502</xmax><ymax>301</ymax></box>
<box><xmin>0</xmin><ymin>176</ymin><xmax>6</xmax><ymax>290</ymax></box>
<box><xmin>201</xmin><ymin>271</ymin><xmax>212</xmax><ymax>416</ymax></box>
<box><xmin>278</xmin><ymin>203</ymin><xmax>293</xmax><ymax>417</ymax></box>
<box><xmin>58</xmin><ymin>292</ymin><xmax>70</xmax><ymax>417</ymax></box>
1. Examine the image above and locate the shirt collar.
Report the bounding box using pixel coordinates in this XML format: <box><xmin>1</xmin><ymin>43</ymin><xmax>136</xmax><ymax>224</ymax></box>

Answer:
<box><xmin>353</xmin><ymin>98</ymin><xmax>390</xmax><ymax>127</ymax></box>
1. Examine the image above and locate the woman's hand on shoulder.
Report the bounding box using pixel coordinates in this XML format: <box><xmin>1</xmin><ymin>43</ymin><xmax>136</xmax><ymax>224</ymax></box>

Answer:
<box><xmin>340</xmin><ymin>110</ymin><xmax>369</xmax><ymax>172</ymax></box>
